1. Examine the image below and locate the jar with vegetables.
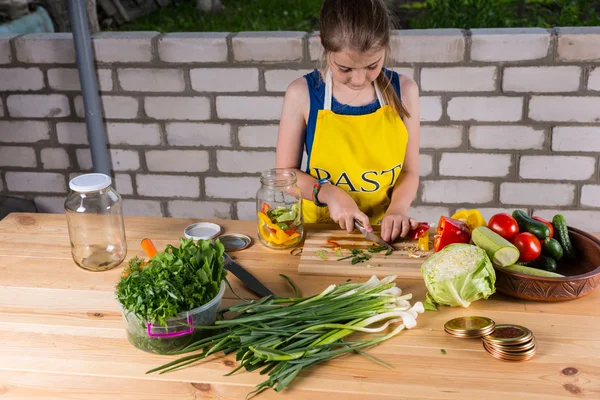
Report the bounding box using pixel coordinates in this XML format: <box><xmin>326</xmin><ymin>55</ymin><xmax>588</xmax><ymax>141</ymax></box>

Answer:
<box><xmin>256</xmin><ymin>168</ymin><xmax>304</xmax><ymax>249</ymax></box>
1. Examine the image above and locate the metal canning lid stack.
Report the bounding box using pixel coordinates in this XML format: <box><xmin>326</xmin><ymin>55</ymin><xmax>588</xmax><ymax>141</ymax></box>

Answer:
<box><xmin>444</xmin><ymin>316</ymin><xmax>496</xmax><ymax>338</ymax></box>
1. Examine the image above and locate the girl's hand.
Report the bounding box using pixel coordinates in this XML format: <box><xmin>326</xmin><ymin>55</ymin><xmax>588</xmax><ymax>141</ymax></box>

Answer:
<box><xmin>381</xmin><ymin>212</ymin><xmax>418</xmax><ymax>243</ymax></box>
<box><xmin>319</xmin><ymin>185</ymin><xmax>372</xmax><ymax>234</ymax></box>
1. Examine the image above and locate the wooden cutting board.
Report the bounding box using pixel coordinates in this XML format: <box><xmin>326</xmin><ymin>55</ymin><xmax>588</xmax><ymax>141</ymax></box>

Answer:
<box><xmin>297</xmin><ymin>227</ymin><xmax>433</xmax><ymax>278</ymax></box>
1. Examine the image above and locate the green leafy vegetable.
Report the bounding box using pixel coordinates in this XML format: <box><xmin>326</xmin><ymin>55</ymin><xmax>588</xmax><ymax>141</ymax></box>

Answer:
<box><xmin>441</xmin><ymin>349</ymin><xmax>447</xmax><ymax>355</ymax></box>
<box><xmin>337</xmin><ymin>248</ymin><xmax>371</xmax><ymax>264</ymax></box>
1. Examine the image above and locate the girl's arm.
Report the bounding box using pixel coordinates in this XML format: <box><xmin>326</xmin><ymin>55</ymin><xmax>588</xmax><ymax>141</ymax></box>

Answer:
<box><xmin>380</xmin><ymin>76</ymin><xmax>421</xmax><ymax>242</ymax></box>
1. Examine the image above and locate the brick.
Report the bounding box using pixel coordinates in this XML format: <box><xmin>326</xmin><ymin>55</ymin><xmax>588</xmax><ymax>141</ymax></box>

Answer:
<box><xmin>308</xmin><ymin>33</ymin><xmax>322</xmax><ymax>61</ymax></box>
<box><xmin>75</xmin><ymin>95</ymin><xmax>139</xmax><ymax>119</ymax></box>
<box><xmin>519</xmin><ymin>156</ymin><xmax>595</xmax><ymax>180</ymax></box>
<box><xmin>15</xmin><ymin>33</ymin><xmax>75</xmax><ymax>63</ymax></box>
<box><xmin>500</xmin><ymin>183</ymin><xmax>575</xmax><ymax>206</ymax></box>
<box><xmin>118</xmin><ymin>68</ymin><xmax>185</xmax><ymax>92</ymax></box>
<box><xmin>76</xmin><ymin>149</ymin><xmax>140</xmax><ymax>171</ymax></box>
<box><xmin>168</xmin><ymin>200</ymin><xmax>231</xmax><ymax>219</ymax></box>
<box><xmin>589</xmin><ymin>67</ymin><xmax>600</xmax><ymax>91</ymax></box>
<box><xmin>56</xmin><ymin>122</ymin><xmax>87</xmax><ymax>145</ymax></box>
<box><xmin>448</xmin><ymin>97</ymin><xmax>523</xmax><ymax>122</ymax></box>
<box><xmin>391</xmin><ymin>29</ymin><xmax>465</xmax><ymax>63</ymax></box>
<box><xmin>146</xmin><ymin>150</ymin><xmax>209</xmax><ymax>172</ymax></box>
<box><xmin>158</xmin><ymin>32</ymin><xmax>228</xmax><ymax>63</ymax></box>
<box><xmin>422</xmin><ymin>180</ymin><xmax>494</xmax><ymax>204</ymax></box>
<box><xmin>391</xmin><ymin>67</ymin><xmax>415</xmax><ymax>79</ymax></box>
<box><xmin>407</xmin><ymin>206</ymin><xmax>450</xmax><ymax>224</ymax></box>
<box><xmin>7</xmin><ymin>95</ymin><xmax>69</xmax><ymax>118</ymax></box>
<box><xmin>265</xmin><ymin>69</ymin><xmax>312</xmax><ymax>92</ymax></box>
<box><xmin>41</xmin><ymin>148</ymin><xmax>69</xmax><ymax>169</ymax></box>
<box><xmin>420</xmin><ymin>96</ymin><xmax>443</xmax><ymax>122</ymax></box>
<box><xmin>205</xmin><ymin>177</ymin><xmax>260</xmax><ymax>199</ymax></box>
<box><xmin>421</xmin><ymin>67</ymin><xmax>496</xmax><ymax>92</ymax></box>
<box><xmin>0</xmin><ymin>121</ymin><xmax>50</xmax><ymax>143</ymax></box>
<box><xmin>217</xmin><ymin>150</ymin><xmax>275</xmax><ymax>173</ymax></box>
<box><xmin>6</xmin><ymin>172</ymin><xmax>66</xmax><ymax>193</ymax></box>
<box><xmin>0</xmin><ymin>146</ymin><xmax>36</xmax><ymax>167</ymax></box>
<box><xmin>122</xmin><ymin>199</ymin><xmax>163</xmax><ymax>217</ymax></box>
<box><xmin>136</xmin><ymin>174</ymin><xmax>199</xmax><ymax>198</ymax></box>
<box><xmin>529</xmin><ymin>96</ymin><xmax>600</xmax><ymax>122</ymax></box>
<box><xmin>48</xmin><ymin>68</ymin><xmax>112</xmax><ymax>91</ymax></box>
<box><xmin>439</xmin><ymin>153</ymin><xmax>511</xmax><ymax>177</ymax></box>
<box><xmin>531</xmin><ymin>209</ymin><xmax>600</xmax><ymax>232</ymax></box>
<box><xmin>93</xmin><ymin>32</ymin><xmax>157</xmax><ymax>63</ymax></box>
<box><xmin>0</xmin><ymin>68</ymin><xmax>44</xmax><ymax>91</ymax></box>
<box><xmin>106</xmin><ymin>123</ymin><xmax>161</xmax><ymax>146</ymax></box>
<box><xmin>420</xmin><ymin>126</ymin><xmax>462</xmax><ymax>149</ymax></box>
<box><xmin>471</xmin><ymin>28</ymin><xmax>550</xmax><ymax>61</ymax></box>
<box><xmin>420</xmin><ymin>154</ymin><xmax>433</xmax><ymax>177</ymax></box>
<box><xmin>557</xmin><ymin>27</ymin><xmax>600</xmax><ymax>61</ymax></box>
<box><xmin>232</xmin><ymin>32</ymin><xmax>303</xmax><ymax>62</ymax></box>
<box><xmin>0</xmin><ymin>34</ymin><xmax>16</xmax><ymax>64</ymax></box>
<box><xmin>34</xmin><ymin>197</ymin><xmax>66</xmax><ymax>213</ymax></box>
<box><xmin>503</xmin><ymin>66</ymin><xmax>581</xmax><ymax>93</ymax></box>
<box><xmin>145</xmin><ymin>96</ymin><xmax>210</xmax><ymax>121</ymax></box>
<box><xmin>0</xmin><ymin>98</ymin><xmax>3</xmax><ymax>117</ymax></box>
<box><xmin>238</xmin><ymin>124</ymin><xmax>278</xmax><ymax>148</ymax></box>
<box><xmin>114</xmin><ymin>174</ymin><xmax>133</xmax><ymax>196</ymax></box>
<box><xmin>470</xmin><ymin>125</ymin><xmax>545</xmax><ymax>150</ymax></box>
<box><xmin>470</xmin><ymin>208</ymin><xmax>519</xmax><ymax>222</ymax></box>
<box><xmin>236</xmin><ymin>201</ymin><xmax>256</xmax><ymax>220</ymax></box>
<box><xmin>581</xmin><ymin>185</ymin><xmax>600</xmax><ymax>207</ymax></box>
<box><xmin>552</xmin><ymin>127</ymin><xmax>600</xmax><ymax>152</ymax></box>
<box><xmin>166</xmin><ymin>122</ymin><xmax>231</xmax><ymax>147</ymax></box>
<box><xmin>216</xmin><ymin>96</ymin><xmax>283</xmax><ymax>120</ymax></box>
<box><xmin>191</xmin><ymin>68</ymin><xmax>259</xmax><ymax>92</ymax></box>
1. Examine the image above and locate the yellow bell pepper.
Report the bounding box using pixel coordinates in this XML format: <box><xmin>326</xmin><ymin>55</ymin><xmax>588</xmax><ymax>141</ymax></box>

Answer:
<box><xmin>257</xmin><ymin>212</ymin><xmax>300</xmax><ymax>246</ymax></box>
<box><xmin>417</xmin><ymin>229</ymin><xmax>429</xmax><ymax>251</ymax></box>
<box><xmin>451</xmin><ymin>209</ymin><xmax>486</xmax><ymax>231</ymax></box>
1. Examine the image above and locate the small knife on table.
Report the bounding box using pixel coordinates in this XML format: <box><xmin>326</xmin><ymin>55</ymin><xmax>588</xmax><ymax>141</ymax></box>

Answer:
<box><xmin>223</xmin><ymin>253</ymin><xmax>274</xmax><ymax>298</ymax></box>
<box><xmin>354</xmin><ymin>220</ymin><xmax>395</xmax><ymax>252</ymax></box>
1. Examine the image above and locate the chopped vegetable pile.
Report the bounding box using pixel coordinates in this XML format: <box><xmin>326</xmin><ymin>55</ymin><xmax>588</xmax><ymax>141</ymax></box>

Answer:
<box><xmin>257</xmin><ymin>203</ymin><xmax>302</xmax><ymax>247</ymax></box>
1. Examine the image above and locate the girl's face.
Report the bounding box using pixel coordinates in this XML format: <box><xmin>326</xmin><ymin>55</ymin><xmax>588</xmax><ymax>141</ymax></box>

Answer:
<box><xmin>327</xmin><ymin>48</ymin><xmax>386</xmax><ymax>91</ymax></box>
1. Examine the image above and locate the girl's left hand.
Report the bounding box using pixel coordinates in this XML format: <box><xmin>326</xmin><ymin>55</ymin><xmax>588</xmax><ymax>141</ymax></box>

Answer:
<box><xmin>381</xmin><ymin>212</ymin><xmax>418</xmax><ymax>243</ymax></box>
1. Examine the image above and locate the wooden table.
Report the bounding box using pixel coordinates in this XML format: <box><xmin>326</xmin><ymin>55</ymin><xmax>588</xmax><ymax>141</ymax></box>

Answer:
<box><xmin>0</xmin><ymin>213</ymin><xmax>599</xmax><ymax>399</ymax></box>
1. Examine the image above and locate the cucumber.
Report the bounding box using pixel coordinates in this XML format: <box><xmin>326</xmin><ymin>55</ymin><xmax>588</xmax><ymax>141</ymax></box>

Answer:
<box><xmin>512</xmin><ymin>210</ymin><xmax>550</xmax><ymax>240</ymax></box>
<box><xmin>521</xmin><ymin>255</ymin><xmax>558</xmax><ymax>272</ymax></box>
<box><xmin>552</xmin><ymin>214</ymin><xmax>576</xmax><ymax>261</ymax></box>
<box><xmin>542</xmin><ymin>237</ymin><xmax>563</xmax><ymax>261</ymax></box>
<box><xmin>472</xmin><ymin>226</ymin><xmax>520</xmax><ymax>267</ymax></box>
<box><xmin>502</xmin><ymin>264</ymin><xmax>564</xmax><ymax>278</ymax></box>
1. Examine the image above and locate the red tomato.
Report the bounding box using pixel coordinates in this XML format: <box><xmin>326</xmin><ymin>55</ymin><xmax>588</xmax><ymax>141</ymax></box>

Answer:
<box><xmin>532</xmin><ymin>216</ymin><xmax>554</xmax><ymax>239</ymax></box>
<box><xmin>488</xmin><ymin>213</ymin><xmax>519</xmax><ymax>241</ymax></box>
<box><xmin>512</xmin><ymin>232</ymin><xmax>541</xmax><ymax>262</ymax></box>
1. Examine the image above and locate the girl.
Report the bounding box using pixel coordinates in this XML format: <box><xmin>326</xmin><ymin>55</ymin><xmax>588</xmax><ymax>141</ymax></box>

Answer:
<box><xmin>275</xmin><ymin>0</ymin><xmax>421</xmax><ymax>243</ymax></box>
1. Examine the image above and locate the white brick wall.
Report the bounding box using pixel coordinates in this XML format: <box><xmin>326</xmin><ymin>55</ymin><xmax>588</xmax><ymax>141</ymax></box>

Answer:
<box><xmin>391</xmin><ymin>29</ymin><xmax>465</xmax><ymax>63</ymax></box>
<box><xmin>216</xmin><ymin>150</ymin><xmax>275</xmax><ymax>173</ymax></box>
<box><xmin>308</xmin><ymin>33</ymin><xmax>322</xmax><ymax>61</ymax></box>
<box><xmin>7</xmin><ymin>95</ymin><xmax>70</xmax><ymax>118</ymax></box>
<box><xmin>503</xmin><ymin>66</ymin><xmax>581</xmax><ymax>93</ymax></box>
<box><xmin>532</xmin><ymin>209</ymin><xmax>600</xmax><ymax>232</ymax></box>
<box><xmin>168</xmin><ymin>200</ymin><xmax>231</xmax><ymax>219</ymax></box>
<box><xmin>519</xmin><ymin>156</ymin><xmax>595</xmax><ymax>180</ymax></box>
<box><xmin>0</xmin><ymin>35</ymin><xmax>14</xmax><ymax>64</ymax></box>
<box><xmin>145</xmin><ymin>97</ymin><xmax>210</xmax><ymax>120</ymax></box>
<box><xmin>56</xmin><ymin>122</ymin><xmax>87</xmax><ymax>145</ymax></box>
<box><xmin>439</xmin><ymin>153</ymin><xmax>512</xmax><ymax>177</ymax></box>
<box><xmin>589</xmin><ymin>67</ymin><xmax>600</xmax><ymax>91</ymax></box>
<box><xmin>552</xmin><ymin>127</ymin><xmax>600</xmax><ymax>152</ymax></box>
<box><xmin>0</xmin><ymin>146</ymin><xmax>36</xmax><ymax>167</ymax></box>
<box><xmin>529</xmin><ymin>96</ymin><xmax>600</xmax><ymax>122</ymax></box>
<box><xmin>114</xmin><ymin>174</ymin><xmax>133</xmax><ymax>196</ymax></box>
<box><xmin>76</xmin><ymin>149</ymin><xmax>140</xmax><ymax>171</ymax></box>
<box><xmin>118</xmin><ymin>69</ymin><xmax>185</xmax><ymax>92</ymax></box>
<box><xmin>34</xmin><ymin>196</ymin><xmax>67</xmax><ymax>213</ymax></box>
<box><xmin>106</xmin><ymin>123</ymin><xmax>162</xmax><ymax>146</ymax></box>
<box><xmin>205</xmin><ymin>177</ymin><xmax>260</xmax><ymax>199</ymax></box>
<box><xmin>407</xmin><ymin>206</ymin><xmax>451</xmax><ymax>224</ymax></box>
<box><xmin>122</xmin><ymin>199</ymin><xmax>163</xmax><ymax>217</ymax></box>
<box><xmin>0</xmin><ymin>121</ymin><xmax>50</xmax><ymax>143</ymax></box>
<box><xmin>191</xmin><ymin>68</ymin><xmax>259</xmax><ymax>92</ymax></box>
<box><xmin>581</xmin><ymin>185</ymin><xmax>600</xmax><ymax>207</ymax></box>
<box><xmin>41</xmin><ymin>148</ymin><xmax>70</xmax><ymax>169</ymax></box>
<box><xmin>136</xmin><ymin>174</ymin><xmax>199</xmax><ymax>197</ymax></box>
<box><xmin>420</xmin><ymin>97</ymin><xmax>443</xmax><ymax>122</ymax></box>
<box><xmin>420</xmin><ymin>154</ymin><xmax>433</xmax><ymax>176</ymax></box>
<box><xmin>238</xmin><ymin>124</ymin><xmax>279</xmax><ymax>148</ymax></box>
<box><xmin>75</xmin><ymin>95</ymin><xmax>139</xmax><ymax>119</ymax></box>
<box><xmin>48</xmin><ymin>68</ymin><xmax>113</xmax><ymax>91</ymax></box>
<box><xmin>216</xmin><ymin>96</ymin><xmax>283</xmax><ymax>120</ymax></box>
<box><xmin>419</xmin><ymin>126</ymin><xmax>462</xmax><ymax>149</ymax></box>
<box><xmin>146</xmin><ymin>150</ymin><xmax>209</xmax><ymax>172</ymax></box>
<box><xmin>448</xmin><ymin>97</ymin><xmax>523</xmax><ymax>122</ymax></box>
<box><xmin>158</xmin><ymin>33</ymin><xmax>228</xmax><ymax>63</ymax></box>
<box><xmin>236</xmin><ymin>201</ymin><xmax>256</xmax><ymax>220</ymax></box>
<box><xmin>0</xmin><ymin>68</ymin><xmax>44</xmax><ymax>91</ymax></box>
<box><xmin>166</xmin><ymin>122</ymin><xmax>231</xmax><ymax>147</ymax></box>
<box><xmin>265</xmin><ymin>69</ymin><xmax>312</xmax><ymax>92</ymax></box>
<box><xmin>422</xmin><ymin>180</ymin><xmax>494</xmax><ymax>204</ymax></box>
<box><xmin>500</xmin><ymin>183</ymin><xmax>575</xmax><ymax>206</ymax></box>
<box><xmin>15</xmin><ymin>33</ymin><xmax>75</xmax><ymax>63</ymax></box>
<box><xmin>6</xmin><ymin>172</ymin><xmax>66</xmax><ymax>193</ymax></box>
<box><xmin>469</xmin><ymin>126</ymin><xmax>545</xmax><ymax>150</ymax></box>
<box><xmin>557</xmin><ymin>28</ymin><xmax>600</xmax><ymax>61</ymax></box>
<box><xmin>232</xmin><ymin>32</ymin><xmax>303</xmax><ymax>62</ymax></box>
<box><xmin>473</xmin><ymin>208</ymin><xmax>523</xmax><ymax>222</ymax></box>
<box><xmin>93</xmin><ymin>32</ymin><xmax>157</xmax><ymax>63</ymax></box>
<box><xmin>421</xmin><ymin>67</ymin><xmax>496</xmax><ymax>92</ymax></box>
<box><xmin>471</xmin><ymin>28</ymin><xmax>550</xmax><ymax>61</ymax></box>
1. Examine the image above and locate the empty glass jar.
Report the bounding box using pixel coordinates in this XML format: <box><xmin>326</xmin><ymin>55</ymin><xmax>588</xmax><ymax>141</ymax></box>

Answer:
<box><xmin>64</xmin><ymin>173</ymin><xmax>127</xmax><ymax>271</ymax></box>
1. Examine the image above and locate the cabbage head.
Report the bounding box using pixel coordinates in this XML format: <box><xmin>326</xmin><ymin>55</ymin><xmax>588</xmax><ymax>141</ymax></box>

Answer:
<box><xmin>421</xmin><ymin>243</ymin><xmax>496</xmax><ymax>309</ymax></box>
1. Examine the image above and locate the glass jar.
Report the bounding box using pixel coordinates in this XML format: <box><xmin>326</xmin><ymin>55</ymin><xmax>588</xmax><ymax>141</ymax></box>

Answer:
<box><xmin>256</xmin><ymin>168</ymin><xmax>304</xmax><ymax>249</ymax></box>
<box><xmin>64</xmin><ymin>173</ymin><xmax>127</xmax><ymax>271</ymax></box>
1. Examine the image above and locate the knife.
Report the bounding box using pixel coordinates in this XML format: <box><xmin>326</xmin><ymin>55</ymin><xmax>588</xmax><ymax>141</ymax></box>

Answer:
<box><xmin>354</xmin><ymin>220</ymin><xmax>395</xmax><ymax>252</ymax></box>
<box><xmin>223</xmin><ymin>253</ymin><xmax>274</xmax><ymax>298</ymax></box>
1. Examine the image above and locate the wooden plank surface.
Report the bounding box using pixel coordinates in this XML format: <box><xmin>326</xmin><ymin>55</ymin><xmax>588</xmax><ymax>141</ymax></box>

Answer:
<box><xmin>1</xmin><ymin>212</ymin><xmax>599</xmax><ymax>399</ymax></box>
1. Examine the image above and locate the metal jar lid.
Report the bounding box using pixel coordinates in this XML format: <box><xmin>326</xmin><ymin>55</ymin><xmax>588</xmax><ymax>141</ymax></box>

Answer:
<box><xmin>184</xmin><ymin>222</ymin><xmax>222</xmax><ymax>240</ymax></box>
<box><xmin>444</xmin><ymin>316</ymin><xmax>496</xmax><ymax>338</ymax></box>
<box><xmin>217</xmin><ymin>233</ymin><xmax>252</xmax><ymax>252</ymax></box>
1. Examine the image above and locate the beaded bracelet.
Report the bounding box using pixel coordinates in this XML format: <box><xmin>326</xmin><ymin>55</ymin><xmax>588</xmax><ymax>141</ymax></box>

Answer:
<box><xmin>312</xmin><ymin>178</ymin><xmax>332</xmax><ymax>207</ymax></box>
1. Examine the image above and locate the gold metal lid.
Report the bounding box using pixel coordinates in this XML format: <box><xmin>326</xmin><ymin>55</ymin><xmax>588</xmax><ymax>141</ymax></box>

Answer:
<box><xmin>482</xmin><ymin>324</ymin><xmax>533</xmax><ymax>345</ymax></box>
<box><xmin>444</xmin><ymin>316</ymin><xmax>496</xmax><ymax>337</ymax></box>
<box><xmin>485</xmin><ymin>338</ymin><xmax>536</xmax><ymax>353</ymax></box>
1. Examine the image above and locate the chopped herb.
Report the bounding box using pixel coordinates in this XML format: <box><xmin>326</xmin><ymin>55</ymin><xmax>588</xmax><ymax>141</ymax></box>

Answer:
<box><xmin>385</xmin><ymin>248</ymin><xmax>394</xmax><ymax>256</ymax></box>
<box><xmin>441</xmin><ymin>349</ymin><xmax>447</xmax><ymax>355</ymax></box>
<box><xmin>367</xmin><ymin>244</ymin><xmax>388</xmax><ymax>253</ymax></box>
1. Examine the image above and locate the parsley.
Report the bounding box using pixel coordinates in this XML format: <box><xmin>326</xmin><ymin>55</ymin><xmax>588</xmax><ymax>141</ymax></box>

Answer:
<box><xmin>337</xmin><ymin>248</ymin><xmax>371</xmax><ymax>265</ymax></box>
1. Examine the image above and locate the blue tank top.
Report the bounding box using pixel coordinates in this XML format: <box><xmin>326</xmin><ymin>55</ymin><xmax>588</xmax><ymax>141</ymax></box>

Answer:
<box><xmin>304</xmin><ymin>68</ymin><xmax>402</xmax><ymax>172</ymax></box>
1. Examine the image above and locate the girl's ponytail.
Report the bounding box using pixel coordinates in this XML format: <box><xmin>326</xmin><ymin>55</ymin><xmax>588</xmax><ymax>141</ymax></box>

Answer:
<box><xmin>376</xmin><ymin>70</ymin><xmax>411</xmax><ymax>119</ymax></box>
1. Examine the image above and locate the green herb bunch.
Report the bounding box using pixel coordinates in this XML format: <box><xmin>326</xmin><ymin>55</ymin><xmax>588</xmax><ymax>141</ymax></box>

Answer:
<box><xmin>116</xmin><ymin>237</ymin><xmax>227</xmax><ymax>326</ymax></box>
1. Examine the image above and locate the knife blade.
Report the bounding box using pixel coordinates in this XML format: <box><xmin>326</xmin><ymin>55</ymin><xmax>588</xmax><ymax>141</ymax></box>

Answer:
<box><xmin>354</xmin><ymin>220</ymin><xmax>395</xmax><ymax>252</ymax></box>
<box><xmin>223</xmin><ymin>253</ymin><xmax>274</xmax><ymax>298</ymax></box>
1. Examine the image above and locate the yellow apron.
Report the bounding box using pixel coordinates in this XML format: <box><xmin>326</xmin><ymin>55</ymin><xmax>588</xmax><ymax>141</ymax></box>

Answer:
<box><xmin>303</xmin><ymin>70</ymin><xmax>409</xmax><ymax>225</ymax></box>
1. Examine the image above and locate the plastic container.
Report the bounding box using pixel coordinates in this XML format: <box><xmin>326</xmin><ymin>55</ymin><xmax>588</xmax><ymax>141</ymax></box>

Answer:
<box><xmin>121</xmin><ymin>281</ymin><xmax>226</xmax><ymax>354</ymax></box>
<box><xmin>64</xmin><ymin>173</ymin><xmax>126</xmax><ymax>272</ymax></box>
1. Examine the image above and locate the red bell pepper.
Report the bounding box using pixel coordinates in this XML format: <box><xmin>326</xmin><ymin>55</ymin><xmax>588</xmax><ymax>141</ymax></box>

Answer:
<box><xmin>433</xmin><ymin>216</ymin><xmax>471</xmax><ymax>252</ymax></box>
<box><xmin>407</xmin><ymin>222</ymin><xmax>430</xmax><ymax>240</ymax></box>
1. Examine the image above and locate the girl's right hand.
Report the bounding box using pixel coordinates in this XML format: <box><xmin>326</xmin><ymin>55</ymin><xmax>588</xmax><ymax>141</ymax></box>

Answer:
<box><xmin>319</xmin><ymin>184</ymin><xmax>372</xmax><ymax>234</ymax></box>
